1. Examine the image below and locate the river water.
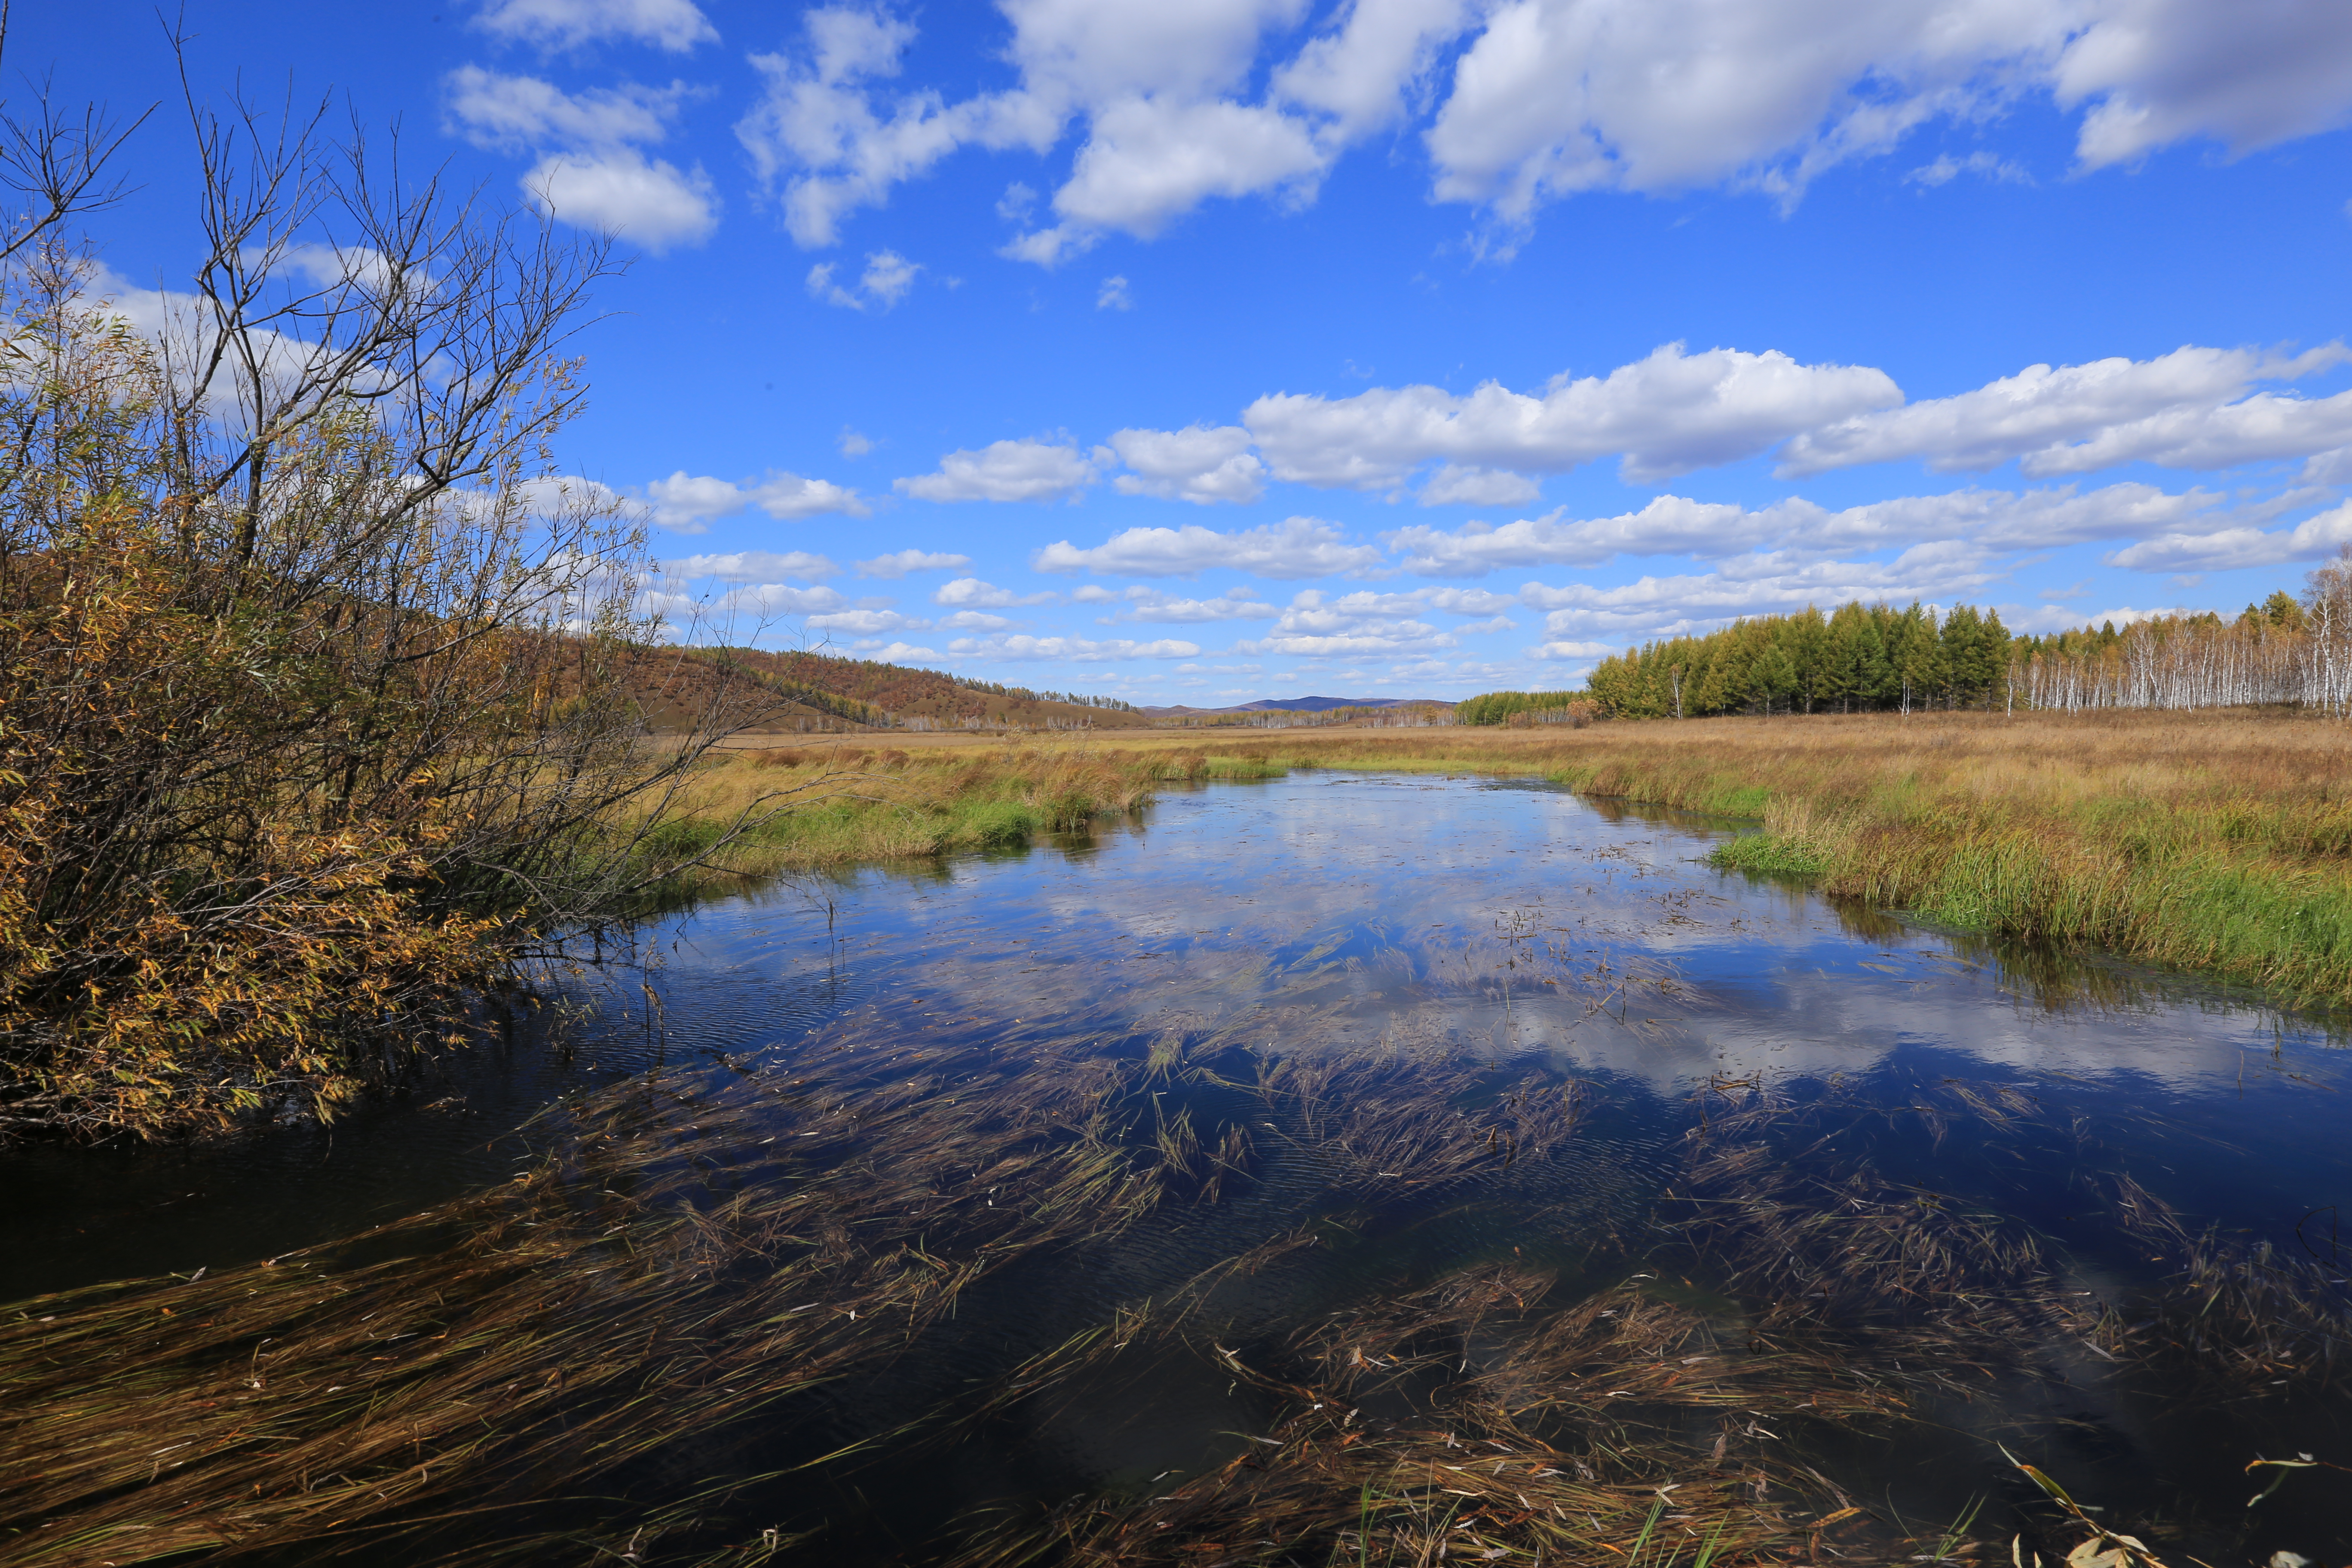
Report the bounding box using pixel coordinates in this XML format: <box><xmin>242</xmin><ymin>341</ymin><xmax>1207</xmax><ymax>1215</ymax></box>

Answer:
<box><xmin>4</xmin><ymin>771</ymin><xmax>2348</xmax><ymax>1564</ymax></box>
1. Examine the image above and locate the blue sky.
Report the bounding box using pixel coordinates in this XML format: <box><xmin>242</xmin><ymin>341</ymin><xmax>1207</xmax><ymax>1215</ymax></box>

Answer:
<box><xmin>27</xmin><ymin>0</ymin><xmax>2352</xmax><ymax>702</ymax></box>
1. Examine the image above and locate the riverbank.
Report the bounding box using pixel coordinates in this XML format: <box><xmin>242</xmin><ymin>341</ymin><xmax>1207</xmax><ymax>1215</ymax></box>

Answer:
<box><xmin>631</xmin><ymin>742</ymin><xmax>1276</xmax><ymax>893</ymax></box>
<box><xmin>670</xmin><ymin>711</ymin><xmax>2352</xmax><ymax>1007</ymax></box>
<box><xmin>1135</xmin><ymin>711</ymin><xmax>2352</xmax><ymax>1009</ymax></box>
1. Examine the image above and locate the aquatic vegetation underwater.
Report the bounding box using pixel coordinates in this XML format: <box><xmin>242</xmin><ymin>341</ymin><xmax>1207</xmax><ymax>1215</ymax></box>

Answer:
<box><xmin>5</xmin><ymin>1004</ymin><xmax>2347</xmax><ymax>1567</ymax></box>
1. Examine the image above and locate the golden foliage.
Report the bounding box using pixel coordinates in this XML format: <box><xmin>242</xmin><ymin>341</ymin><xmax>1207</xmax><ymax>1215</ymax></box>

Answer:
<box><xmin>0</xmin><ymin>237</ymin><xmax>775</xmax><ymax>1139</ymax></box>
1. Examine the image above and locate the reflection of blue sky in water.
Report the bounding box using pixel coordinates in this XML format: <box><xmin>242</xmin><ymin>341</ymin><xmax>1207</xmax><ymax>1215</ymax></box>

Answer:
<box><xmin>9</xmin><ymin>769</ymin><xmax>2345</xmax><ymax>1302</ymax></box>
<box><xmin>9</xmin><ymin>769</ymin><xmax>2352</xmax><ymax>1553</ymax></box>
<box><xmin>630</xmin><ymin>770</ymin><xmax>2350</xmax><ymax>1249</ymax></box>
<box><xmin>659</xmin><ymin>771</ymin><xmax>2340</xmax><ymax>1086</ymax></box>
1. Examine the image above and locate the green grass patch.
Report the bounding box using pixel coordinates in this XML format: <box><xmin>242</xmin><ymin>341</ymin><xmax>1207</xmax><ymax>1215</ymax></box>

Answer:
<box><xmin>1710</xmin><ymin>833</ymin><xmax>1834</xmax><ymax>879</ymax></box>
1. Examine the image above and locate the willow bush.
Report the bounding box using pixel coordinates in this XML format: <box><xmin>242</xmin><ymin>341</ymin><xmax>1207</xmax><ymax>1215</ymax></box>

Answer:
<box><xmin>0</xmin><ymin>95</ymin><xmax>781</xmax><ymax>1140</ymax></box>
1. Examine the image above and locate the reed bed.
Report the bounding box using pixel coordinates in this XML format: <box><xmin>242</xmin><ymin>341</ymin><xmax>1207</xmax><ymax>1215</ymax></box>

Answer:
<box><xmin>9</xmin><ymin>998</ymin><xmax>2334</xmax><ymax>1565</ymax></box>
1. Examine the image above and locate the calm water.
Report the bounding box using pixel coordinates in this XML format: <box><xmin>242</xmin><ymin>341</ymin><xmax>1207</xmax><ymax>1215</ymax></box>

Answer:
<box><xmin>6</xmin><ymin>772</ymin><xmax>2349</xmax><ymax>1560</ymax></box>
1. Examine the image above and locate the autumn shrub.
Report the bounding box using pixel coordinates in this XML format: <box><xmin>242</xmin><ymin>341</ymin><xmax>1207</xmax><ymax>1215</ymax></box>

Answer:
<box><xmin>0</xmin><ymin>131</ymin><xmax>779</xmax><ymax>1139</ymax></box>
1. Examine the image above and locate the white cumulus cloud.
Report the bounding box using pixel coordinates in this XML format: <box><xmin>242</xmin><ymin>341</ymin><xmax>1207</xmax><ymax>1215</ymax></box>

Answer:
<box><xmin>1034</xmin><ymin>516</ymin><xmax>1384</xmax><ymax>578</ymax></box>
<box><xmin>1236</xmin><ymin>588</ymin><xmax>1504</xmax><ymax>658</ymax></box>
<box><xmin>524</xmin><ymin>147</ymin><xmax>717</xmax><ymax>251</ymax></box>
<box><xmin>859</xmin><ymin>639</ymin><xmax>944</xmax><ymax>662</ymax></box>
<box><xmin>444</xmin><ymin>68</ymin><xmax>692</xmax><ymax>152</ymax></box>
<box><xmin>807</xmin><ymin>249</ymin><xmax>923</xmax><ymax>309</ymax></box>
<box><xmin>1096</xmin><ymin>586</ymin><xmax>1281</xmax><ymax>623</ymax></box>
<box><xmin>710</xmin><ymin>582</ymin><xmax>851</xmax><ymax>616</ymax></box>
<box><xmin>663</xmin><ymin>548</ymin><xmax>839</xmax><ymax>580</ymax></box>
<box><xmin>2102</xmin><ymin>500</ymin><xmax>2352</xmax><ymax>572</ymax></box>
<box><xmin>725</xmin><ymin>0</ymin><xmax>2352</xmax><ymax>258</ymax></box>
<box><xmin>1023</xmin><ymin>96</ymin><xmax>1327</xmax><ymax>254</ymax></box>
<box><xmin>807</xmin><ymin>607</ymin><xmax>933</xmax><ymax>634</ymax></box>
<box><xmin>1427</xmin><ymin>0</ymin><xmax>2352</xmax><ymax>232</ymax></box>
<box><xmin>1778</xmin><ymin>343</ymin><xmax>2352</xmax><ymax>478</ymax></box>
<box><xmin>896</xmin><ymin>438</ymin><xmax>1102</xmax><ymax>502</ymax></box>
<box><xmin>1387</xmin><ymin>482</ymin><xmax>2222</xmax><ymax>575</ymax></box>
<box><xmin>1108</xmin><ymin>424</ymin><xmax>1267</xmax><ymax>503</ymax></box>
<box><xmin>854</xmin><ymin>548</ymin><xmax>973</xmax><ymax>577</ymax></box>
<box><xmin>934</xmin><ymin>576</ymin><xmax>1059</xmax><ymax>608</ymax></box>
<box><xmin>641</xmin><ymin>469</ymin><xmax>868</xmax><ymax>532</ymax></box>
<box><xmin>472</xmin><ymin>0</ymin><xmax>717</xmax><ymax>52</ymax></box>
<box><xmin>738</xmin><ymin>7</ymin><xmax>1057</xmax><ymax>248</ymax></box>
<box><xmin>1246</xmin><ymin>343</ymin><xmax>1902</xmax><ymax>487</ymax></box>
<box><xmin>1519</xmin><ymin>542</ymin><xmax>2004</xmax><ymax>643</ymax></box>
<box><xmin>741</xmin><ymin>1</ymin><xmax>1340</xmax><ymax>263</ymax></box>
<box><xmin>2055</xmin><ymin>0</ymin><xmax>2352</xmax><ymax>171</ymax></box>
<box><xmin>444</xmin><ymin>66</ymin><xmax>718</xmax><ymax>251</ymax></box>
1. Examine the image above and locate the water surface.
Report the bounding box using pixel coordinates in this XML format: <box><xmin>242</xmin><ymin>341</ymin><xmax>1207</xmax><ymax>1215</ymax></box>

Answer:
<box><xmin>6</xmin><ymin>772</ymin><xmax>2347</xmax><ymax>1563</ymax></box>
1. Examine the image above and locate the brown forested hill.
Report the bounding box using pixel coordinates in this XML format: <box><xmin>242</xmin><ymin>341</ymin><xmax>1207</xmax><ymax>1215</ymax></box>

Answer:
<box><xmin>618</xmin><ymin>645</ymin><xmax>1145</xmax><ymax>732</ymax></box>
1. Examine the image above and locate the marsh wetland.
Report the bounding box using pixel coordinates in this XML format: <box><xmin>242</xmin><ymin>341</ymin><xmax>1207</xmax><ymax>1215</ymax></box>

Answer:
<box><xmin>4</xmin><ymin>771</ymin><xmax>2348</xmax><ymax>1566</ymax></box>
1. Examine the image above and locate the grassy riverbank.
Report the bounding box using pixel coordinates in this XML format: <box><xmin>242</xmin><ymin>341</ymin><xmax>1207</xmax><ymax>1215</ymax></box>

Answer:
<box><xmin>633</xmin><ymin>743</ymin><xmax>1279</xmax><ymax>891</ymax></box>
<box><xmin>675</xmin><ymin>712</ymin><xmax>2352</xmax><ymax>1008</ymax></box>
<box><xmin>1089</xmin><ymin>711</ymin><xmax>2352</xmax><ymax>1008</ymax></box>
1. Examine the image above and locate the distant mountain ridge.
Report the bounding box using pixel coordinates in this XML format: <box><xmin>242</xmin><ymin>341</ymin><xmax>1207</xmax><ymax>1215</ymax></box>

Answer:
<box><xmin>1140</xmin><ymin>695</ymin><xmax>1447</xmax><ymax>716</ymax></box>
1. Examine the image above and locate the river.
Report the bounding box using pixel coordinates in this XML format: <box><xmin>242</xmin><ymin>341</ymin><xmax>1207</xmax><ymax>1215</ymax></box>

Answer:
<box><xmin>3</xmin><ymin>771</ymin><xmax>2346</xmax><ymax>1565</ymax></box>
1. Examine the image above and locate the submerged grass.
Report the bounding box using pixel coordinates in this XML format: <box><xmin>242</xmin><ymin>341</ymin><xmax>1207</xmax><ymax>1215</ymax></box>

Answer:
<box><xmin>0</xmin><ymin>1029</ymin><xmax>1186</xmax><ymax>1565</ymax></box>
<box><xmin>8</xmin><ymin>1007</ymin><xmax>2343</xmax><ymax>1565</ymax></box>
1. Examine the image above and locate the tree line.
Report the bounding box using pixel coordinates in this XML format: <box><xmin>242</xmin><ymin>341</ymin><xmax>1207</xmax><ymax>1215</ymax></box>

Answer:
<box><xmin>1454</xmin><ymin>690</ymin><xmax>1589</xmax><ymax>727</ymax></box>
<box><xmin>1580</xmin><ymin>600</ymin><xmax>2017</xmax><ymax>719</ymax></box>
<box><xmin>2016</xmin><ymin>579</ymin><xmax>2350</xmax><ymax>715</ymax></box>
<box><xmin>1455</xmin><ymin>558</ymin><xmax>2352</xmax><ymax>724</ymax></box>
<box><xmin>951</xmin><ymin>674</ymin><xmax>1137</xmax><ymax>712</ymax></box>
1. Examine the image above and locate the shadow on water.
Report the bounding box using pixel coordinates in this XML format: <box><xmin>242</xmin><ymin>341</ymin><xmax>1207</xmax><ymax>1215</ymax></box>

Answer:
<box><xmin>2</xmin><ymin>772</ymin><xmax>2349</xmax><ymax>1566</ymax></box>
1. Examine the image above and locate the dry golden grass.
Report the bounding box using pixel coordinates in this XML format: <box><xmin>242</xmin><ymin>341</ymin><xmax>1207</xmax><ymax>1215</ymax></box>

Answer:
<box><xmin>624</xmin><ymin>740</ymin><xmax>1278</xmax><ymax>893</ymax></box>
<box><xmin>1087</xmin><ymin>707</ymin><xmax>2352</xmax><ymax>818</ymax></box>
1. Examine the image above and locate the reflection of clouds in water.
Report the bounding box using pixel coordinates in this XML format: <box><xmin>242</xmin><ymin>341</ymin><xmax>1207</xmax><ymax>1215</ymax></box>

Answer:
<box><xmin>649</xmin><ymin>773</ymin><xmax>2340</xmax><ymax>1103</ymax></box>
<box><xmin>1574</xmin><ymin>962</ymin><xmax>2226</xmax><ymax>1090</ymax></box>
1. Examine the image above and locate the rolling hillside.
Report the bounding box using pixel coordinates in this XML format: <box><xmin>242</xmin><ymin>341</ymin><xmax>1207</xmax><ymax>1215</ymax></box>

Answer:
<box><xmin>620</xmin><ymin>645</ymin><xmax>1144</xmax><ymax>733</ymax></box>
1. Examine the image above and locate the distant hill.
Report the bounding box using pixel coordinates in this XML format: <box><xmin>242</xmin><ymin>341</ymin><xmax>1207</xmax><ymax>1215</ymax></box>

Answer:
<box><xmin>619</xmin><ymin>646</ymin><xmax>1145</xmax><ymax>733</ymax></box>
<box><xmin>1140</xmin><ymin>695</ymin><xmax>1447</xmax><ymax>716</ymax></box>
<box><xmin>616</xmin><ymin>653</ymin><xmax>1454</xmax><ymax>733</ymax></box>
